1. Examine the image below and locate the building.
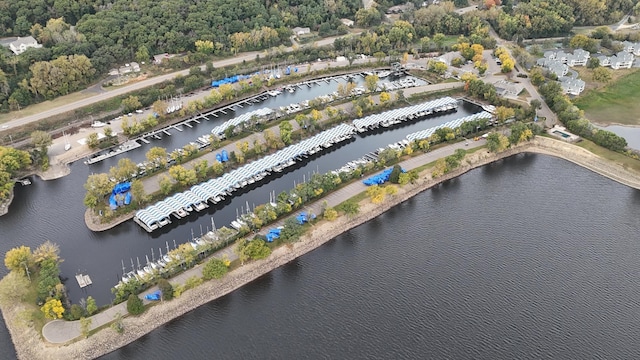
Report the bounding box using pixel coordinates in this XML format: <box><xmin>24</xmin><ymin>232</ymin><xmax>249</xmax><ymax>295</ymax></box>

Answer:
<box><xmin>541</xmin><ymin>49</ymin><xmax>589</xmax><ymax>67</ymax></box>
<box><xmin>597</xmin><ymin>51</ymin><xmax>634</xmax><ymax>69</ymax></box>
<box><xmin>494</xmin><ymin>80</ymin><xmax>524</xmax><ymax>97</ymax></box>
<box><xmin>536</xmin><ymin>58</ymin><xmax>568</xmax><ymax>77</ymax></box>
<box><xmin>153</xmin><ymin>53</ymin><xmax>177</xmax><ymax>65</ymax></box>
<box><xmin>9</xmin><ymin>36</ymin><xmax>42</xmax><ymax>55</ymax></box>
<box><xmin>560</xmin><ymin>77</ymin><xmax>585</xmax><ymax>96</ymax></box>
<box><xmin>386</xmin><ymin>3</ymin><xmax>414</xmax><ymax>13</ymax></box>
<box><xmin>292</xmin><ymin>27</ymin><xmax>311</xmax><ymax>36</ymax></box>
<box><xmin>340</xmin><ymin>18</ymin><xmax>354</xmax><ymax>27</ymax></box>
<box><xmin>621</xmin><ymin>41</ymin><xmax>640</xmax><ymax>56</ymax></box>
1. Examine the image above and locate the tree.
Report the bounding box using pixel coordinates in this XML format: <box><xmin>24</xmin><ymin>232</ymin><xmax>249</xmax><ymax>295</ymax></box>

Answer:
<box><xmin>432</xmin><ymin>33</ymin><xmax>446</xmax><ymax>51</ymax></box>
<box><xmin>86</xmin><ymin>296</ymin><xmax>97</xmax><ymax>315</ymax></box>
<box><xmin>157</xmin><ymin>279</ymin><xmax>174</xmax><ymax>301</ymax></box>
<box><xmin>364</xmin><ymin>74</ymin><xmax>379</xmax><ymax>92</ymax></box>
<box><xmin>323</xmin><ymin>207</ymin><xmax>338</xmax><ymax>221</ymax></box>
<box><xmin>110</xmin><ymin>158</ymin><xmax>138</xmax><ymax>183</ymax></box>
<box><xmin>127</xmin><ymin>294</ymin><xmax>145</xmax><ymax>315</ymax></box>
<box><xmin>587</xmin><ymin>57</ymin><xmax>600</xmax><ymax>69</ymax></box>
<box><xmin>494</xmin><ymin>106</ymin><xmax>516</xmax><ymax>124</ymax></box>
<box><xmin>592</xmin><ymin>67</ymin><xmax>612</xmax><ymax>83</ymax></box>
<box><xmin>84</xmin><ymin>173</ymin><xmax>112</xmax><ymax>208</ymax></box>
<box><xmin>339</xmin><ymin>200</ymin><xmax>360</xmax><ymax>217</ymax></box>
<box><xmin>87</xmin><ymin>132</ymin><xmax>100</xmax><ymax>149</ymax></box>
<box><xmin>195</xmin><ymin>40</ymin><xmax>214</xmax><ymax>54</ymax></box>
<box><xmin>379</xmin><ymin>91</ymin><xmax>391</xmax><ymax>104</ymax></box>
<box><xmin>129</xmin><ymin>179</ymin><xmax>149</xmax><ymax>206</ymax></box>
<box><xmin>530</xmin><ymin>99</ymin><xmax>542</xmax><ymax>110</ymax></box>
<box><xmin>122</xmin><ymin>96</ymin><xmax>142</xmax><ymax>113</ymax></box>
<box><xmin>135</xmin><ymin>45</ymin><xmax>150</xmax><ymax>63</ymax></box>
<box><xmin>33</xmin><ymin>241</ymin><xmax>60</xmax><ymax>265</ymax></box>
<box><xmin>279</xmin><ymin>121</ymin><xmax>293</xmax><ymax>145</ymax></box>
<box><xmin>159</xmin><ymin>175</ymin><xmax>173</xmax><ymax>195</ymax></box>
<box><xmin>41</xmin><ymin>298</ymin><xmax>64</xmax><ymax>319</ymax></box>
<box><xmin>31</xmin><ymin>130</ymin><xmax>52</xmax><ymax>155</ymax></box>
<box><xmin>569</xmin><ymin>34</ymin><xmax>598</xmax><ymax>53</ymax></box>
<box><xmin>80</xmin><ymin>317</ymin><xmax>92</xmax><ymax>338</ymax></box>
<box><xmin>428</xmin><ymin>60</ymin><xmax>448</xmax><ymax>75</ymax></box>
<box><xmin>366</xmin><ymin>185</ymin><xmax>386</xmax><ymax>204</ymax></box>
<box><xmin>202</xmin><ymin>258</ymin><xmax>229</xmax><ymax>280</ymax></box>
<box><xmin>389</xmin><ymin>165</ymin><xmax>402</xmax><ymax>184</ymax></box>
<box><xmin>169</xmin><ymin>165</ymin><xmax>197</xmax><ymax>186</ymax></box>
<box><xmin>146</xmin><ymin>147</ymin><xmax>168</xmax><ymax>168</ymax></box>
<box><xmin>486</xmin><ymin>133</ymin><xmax>510</xmax><ymax>152</ymax></box>
<box><xmin>4</xmin><ymin>246</ymin><xmax>32</xmax><ymax>276</ymax></box>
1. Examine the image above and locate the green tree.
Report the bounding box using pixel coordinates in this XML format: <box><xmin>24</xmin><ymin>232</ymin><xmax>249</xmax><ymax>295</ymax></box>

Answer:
<box><xmin>592</xmin><ymin>67</ymin><xmax>612</xmax><ymax>83</ymax></box>
<box><xmin>339</xmin><ymin>200</ymin><xmax>360</xmax><ymax>217</ymax></box>
<box><xmin>157</xmin><ymin>279</ymin><xmax>174</xmax><ymax>301</ymax></box>
<box><xmin>486</xmin><ymin>133</ymin><xmax>510</xmax><ymax>152</ymax></box>
<box><xmin>130</xmin><ymin>179</ymin><xmax>149</xmax><ymax>205</ymax></box>
<box><xmin>279</xmin><ymin>121</ymin><xmax>293</xmax><ymax>145</ymax></box>
<box><xmin>202</xmin><ymin>258</ymin><xmax>229</xmax><ymax>280</ymax></box>
<box><xmin>127</xmin><ymin>294</ymin><xmax>145</xmax><ymax>315</ymax></box>
<box><xmin>389</xmin><ymin>165</ymin><xmax>402</xmax><ymax>184</ymax></box>
<box><xmin>87</xmin><ymin>132</ymin><xmax>100</xmax><ymax>149</ymax></box>
<box><xmin>86</xmin><ymin>296</ymin><xmax>97</xmax><ymax>315</ymax></box>
<box><xmin>80</xmin><ymin>317</ymin><xmax>92</xmax><ymax>338</ymax></box>
<box><xmin>135</xmin><ymin>45</ymin><xmax>150</xmax><ymax>63</ymax></box>
<box><xmin>84</xmin><ymin>173</ymin><xmax>112</xmax><ymax>208</ymax></box>
<box><xmin>586</xmin><ymin>57</ymin><xmax>600</xmax><ymax>69</ymax></box>
<box><xmin>30</xmin><ymin>130</ymin><xmax>52</xmax><ymax>155</ymax></box>
<box><xmin>159</xmin><ymin>175</ymin><xmax>173</xmax><ymax>195</ymax></box>
<box><xmin>122</xmin><ymin>96</ymin><xmax>142</xmax><ymax>113</ymax></box>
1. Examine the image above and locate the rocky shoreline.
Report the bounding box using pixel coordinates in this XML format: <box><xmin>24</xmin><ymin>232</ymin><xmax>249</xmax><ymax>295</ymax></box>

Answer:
<box><xmin>3</xmin><ymin>136</ymin><xmax>640</xmax><ymax>359</ymax></box>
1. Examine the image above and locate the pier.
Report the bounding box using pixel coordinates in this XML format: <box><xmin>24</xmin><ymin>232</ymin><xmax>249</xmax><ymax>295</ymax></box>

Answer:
<box><xmin>75</xmin><ymin>273</ymin><xmax>93</xmax><ymax>288</ymax></box>
<box><xmin>84</xmin><ymin>140</ymin><xmax>141</xmax><ymax>165</ymax></box>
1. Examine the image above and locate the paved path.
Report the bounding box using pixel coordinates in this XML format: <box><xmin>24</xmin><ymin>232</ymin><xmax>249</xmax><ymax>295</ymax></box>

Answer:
<box><xmin>1</xmin><ymin>35</ymin><xmax>353</xmax><ymax>132</ymax></box>
<box><xmin>42</xmin><ymin>137</ymin><xmax>485</xmax><ymax>344</ymax></box>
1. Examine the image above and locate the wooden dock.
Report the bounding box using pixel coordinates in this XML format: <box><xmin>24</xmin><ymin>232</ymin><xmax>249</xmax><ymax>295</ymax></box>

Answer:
<box><xmin>75</xmin><ymin>274</ymin><xmax>93</xmax><ymax>288</ymax></box>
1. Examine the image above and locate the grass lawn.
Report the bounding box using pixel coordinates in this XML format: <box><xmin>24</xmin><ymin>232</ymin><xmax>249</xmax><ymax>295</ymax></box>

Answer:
<box><xmin>576</xmin><ymin>138</ymin><xmax>640</xmax><ymax>173</ymax></box>
<box><xmin>573</xmin><ymin>68</ymin><xmax>640</xmax><ymax>126</ymax></box>
<box><xmin>0</xmin><ymin>91</ymin><xmax>95</xmax><ymax>124</ymax></box>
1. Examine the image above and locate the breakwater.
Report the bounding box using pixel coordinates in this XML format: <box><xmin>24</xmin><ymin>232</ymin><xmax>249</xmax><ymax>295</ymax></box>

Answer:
<box><xmin>4</xmin><ymin>136</ymin><xmax>640</xmax><ymax>359</ymax></box>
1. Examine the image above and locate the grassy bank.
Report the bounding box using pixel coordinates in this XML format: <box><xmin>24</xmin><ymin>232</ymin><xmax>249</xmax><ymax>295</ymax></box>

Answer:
<box><xmin>574</xmin><ymin>69</ymin><xmax>640</xmax><ymax>126</ymax></box>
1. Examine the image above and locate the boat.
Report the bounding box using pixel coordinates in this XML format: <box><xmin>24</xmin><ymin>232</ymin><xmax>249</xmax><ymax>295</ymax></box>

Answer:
<box><xmin>91</xmin><ymin>121</ymin><xmax>107</xmax><ymax>128</ymax></box>
<box><xmin>63</xmin><ymin>131</ymin><xmax>72</xmax><ymax>151</ymax></box>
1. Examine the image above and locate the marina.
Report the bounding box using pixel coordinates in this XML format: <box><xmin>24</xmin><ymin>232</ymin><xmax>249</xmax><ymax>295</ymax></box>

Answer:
<box><xmin>75</xmin><ymin>273</ymin><xmax>93</xmax><ymax>288</ymax></box>
<box><xmin>352</xmin><ymin>97</ymin><xmax>459</xmax><ymax>132</ymax></box>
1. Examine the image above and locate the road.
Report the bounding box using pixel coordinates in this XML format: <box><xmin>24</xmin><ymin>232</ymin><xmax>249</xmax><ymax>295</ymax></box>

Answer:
<box><xmin>2</xmin><ymin>35</ymin><xmax>349</xmax><ymax>132</ymax></box>
<box><xmin>487</xmin><ymin>27</ymin><xmax>557</xmax><ymax>128</ymax></box>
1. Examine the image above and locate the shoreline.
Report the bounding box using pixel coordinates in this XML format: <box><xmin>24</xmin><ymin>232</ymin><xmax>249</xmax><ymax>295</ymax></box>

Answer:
<box><xmin>3</xmin><ymin>136</ymin><xmax>640</xmax><ymax>359</ymax></box>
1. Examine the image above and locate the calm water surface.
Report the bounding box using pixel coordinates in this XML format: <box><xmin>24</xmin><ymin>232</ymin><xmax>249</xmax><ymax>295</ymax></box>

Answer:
<box><xmin>93</xmin><ymin>154</ymin><xmax>640</xmax><ymax>359</ymax></box>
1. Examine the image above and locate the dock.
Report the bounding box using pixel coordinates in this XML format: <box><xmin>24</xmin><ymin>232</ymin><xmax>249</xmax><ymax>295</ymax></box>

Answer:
<box><xmin>84</xmin><ymin>140</ymin><xmax>141</xmax><ymax>165</ymax></box>
<box><xmin>75</xmin><ymin>273</ymin><xmax>93</xmax><ymax>288</ymax></box>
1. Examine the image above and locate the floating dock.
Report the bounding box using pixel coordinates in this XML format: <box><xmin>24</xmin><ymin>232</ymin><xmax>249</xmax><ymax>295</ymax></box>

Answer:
<box><xmin>75</xmin><ymin>274</ymin><xmax>93</xmax><ymax>288</ymax></box>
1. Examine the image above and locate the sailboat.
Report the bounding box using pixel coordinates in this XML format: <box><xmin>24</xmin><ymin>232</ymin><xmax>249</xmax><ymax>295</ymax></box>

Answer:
<box><xmin>63</xmin><ymin>131</ymin><xmax>72</xmax><ymax>151</ymax></box>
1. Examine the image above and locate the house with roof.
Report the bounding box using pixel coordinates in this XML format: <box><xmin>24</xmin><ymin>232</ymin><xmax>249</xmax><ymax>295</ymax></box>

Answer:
<box><xmin>493</xmin><ymin>80</ymin><xmax>524</xmax><ymax>98</ymax></box>
<box><xmin>541</xmin><ymin>49</ymin><xmax>589</xmax><ymax>67</ymax></box>
<box><xmin>536</xmin><ymin>57</ymin><xmax>568</xmax><ymax>77</ymax></box>
<box><xmin>621</xmin><ymin>41</ymin><xmax>640</xmax><ymax>56</ymax></box>
<box><xmin>340</xmin><ymin>18</ymin><xmax>354</xmax><ymax>27</ymax></box>
<box><xmin>598</xmin><ymin>51</ymin><xmax>635</xmax><ymax>69</ymax></box>
<box><xmin>9</xmin><ymin>36</ymin><xmax>42</xmax><ymax>55</ymax></box>
<box><xmin>560</xmin><ymin>77</ymin><xmax>585</xmax><ymax>96</ymax></box>
<box><xmin>292</xmin><ymin>27</ymin><xmax>311</xmax><ymax>36</ymax></box>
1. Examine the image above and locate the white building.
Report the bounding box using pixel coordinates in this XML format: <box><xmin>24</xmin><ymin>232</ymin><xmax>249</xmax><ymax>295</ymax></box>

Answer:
<box><xmin>621</xmin><ymin>41</ymin><xmax>640</xmax><ymax>56</ymax></box>
<box><xmin>541</xmin><ymin>49</ymin><xmax>589</xmax><ymax>67</ymax></box>
<box><xmin>536</xmin><ymin>57</ymin><xmax>568</xmax><ymax>77</ymax></box>
<box><xmin>9</xmin><ymin>36</ymin><xmax>42</xmax><ymax>55</ymax></box>
<box><xmin>598</xmin><ymin>51</ymin><xmax>634</xmax><ymax>69</ymax></box>
<box><xmin>340</xmin><ymin>18</ymin><xmax>354</xmax><ymax>27</ymax></box>
<box><xmin>292</xmin><ymin>27</ymin><xmax>311</xmax><ymax>36</ymax></box>
<box><xmin>560</xmin><ymin>77</ymin><xmax>585</xmax><ymax>96</ymax></box>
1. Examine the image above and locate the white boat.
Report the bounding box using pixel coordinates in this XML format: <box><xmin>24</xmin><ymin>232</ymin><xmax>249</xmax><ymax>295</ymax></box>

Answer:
<box><xmin>376</xmin><ymin>70</ymin><xmax>391</xmax><ymax>78</ymax></box>
<box><xmin>91</xmin><ymin>121</ymin><xmax>107</xmax><ymax>128</ymax></box>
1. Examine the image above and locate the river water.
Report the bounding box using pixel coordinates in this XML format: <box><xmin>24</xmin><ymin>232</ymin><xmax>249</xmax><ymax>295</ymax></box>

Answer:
<box><xmin>92</xmin><ymin>154</ymin><xmax>640</xmax><ymax>359</ymax></box>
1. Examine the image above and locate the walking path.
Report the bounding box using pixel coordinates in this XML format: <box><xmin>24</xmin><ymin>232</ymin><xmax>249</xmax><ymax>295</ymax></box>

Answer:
<box><xmin>0</xmin><ymin>35</ymin><xmax>354</xmax><ymax>132</ymax></box>
<box><xmin>84</xmin><ymin>81</ymin><xmax>464</xmax><ymax>230</ymax></box>
<box><xmin>43</xmin><ymin>137</ymin><xmax>485</xmax><ymax>344</ymax></box>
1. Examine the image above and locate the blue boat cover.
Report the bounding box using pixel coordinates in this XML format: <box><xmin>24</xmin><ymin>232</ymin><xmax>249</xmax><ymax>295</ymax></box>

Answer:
<box><xmin>221</xmin><ymin>150</ymin><xmax>229</xmax><ymax>162</ymax></box>
<box><xmin>124</xmin><ymin>192</ymin><xmax>132</xmax><ymax>205</ymax></box>
<box><xmin>362</xmin><ymin>168</ymin><xmax>405</xmax><ymax>186</ymax></box>
<box><xmin>144</xmin><ymin>290</ymin><xmax>161</xmax><ymax>301</ymax></box>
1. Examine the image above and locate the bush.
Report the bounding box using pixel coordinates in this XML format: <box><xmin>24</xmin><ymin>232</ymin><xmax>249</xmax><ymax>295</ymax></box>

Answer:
<box><xmin>202</xmin><ymin>258</ymin><xmax>229</xmax><ymax>280</ymax></box>
<box><xmin>68</xmin><ymin>304</ymin><xmax>85</xmax><ymax>320</ymax></box>
<box><xmin>157</xmin><ymin>279</ymin><xmax>174</xmax><ymax>301</ymax></box>
<box><xmin>126</xmin><ymin>294</ymin><xmax>145</xmax><ymax>315</ymax></box>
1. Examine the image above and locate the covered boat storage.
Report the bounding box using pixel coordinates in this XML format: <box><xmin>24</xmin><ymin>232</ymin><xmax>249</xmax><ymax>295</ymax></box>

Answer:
<box><xmin>134</xmin><ymin>123</ymin><xmax>356</xmax><ymax>232</ymax></box>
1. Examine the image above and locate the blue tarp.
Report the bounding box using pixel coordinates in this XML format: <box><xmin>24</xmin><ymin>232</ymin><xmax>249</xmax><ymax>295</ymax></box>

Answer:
<box><xmin>144</xmin><ymin>290</ymin><xmax>161</xmax><ymax>301</ymax></box>
<box><xmin>221</xmin><ymin>150</ymin><xmax>229</xmax><ymax>162</ymax></box>
<box><xmin>296</xmin><ymin>212</ymin><xmax>314</xmax><ymax>224</ymax></box>
<box><xmin>362</xmin><ymin>168</ymin><xmax>405</xmax><ymax>186</ymax></box>
<box><xmin>124</xmin><ymin>192</ymin><xmax>132</xmax><ymax>205</ymax></box>
<box><xmin>216</xmin><ymin>153</ymin><xmax>222</xmax><ymax>162</ymax></box>
<box><xmin>266</xmin><ymin>228</ymin><xmax>281</xmax><ymax>242</ymax></box>
<box><xmin>112</xmin><ymin>182</ymin><xmax>131</xmax><ymax>195</ymax></box>
<box><xmin>109</xmin><ymin>195</ymin><xmax>118</xmax><ymax>210</ymax></box>
<box><xmin>211</xmin><ymin>74</ymin><xmax>251</xmax><ymax>88</ymax></box>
